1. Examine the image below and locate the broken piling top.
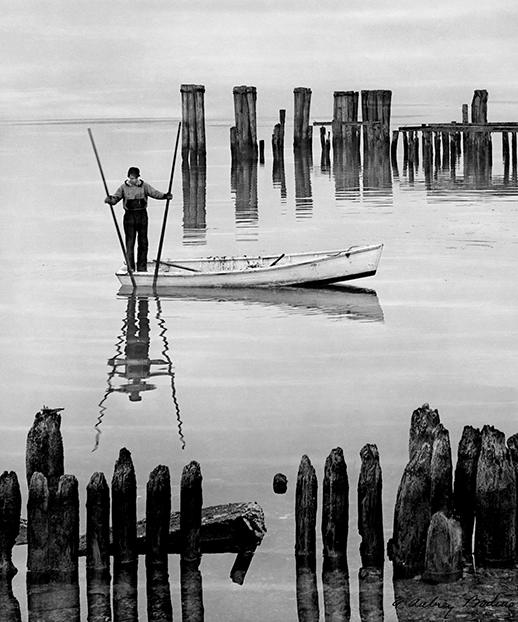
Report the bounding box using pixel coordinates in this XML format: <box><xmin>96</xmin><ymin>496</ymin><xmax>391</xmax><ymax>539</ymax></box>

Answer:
<box><xmin>408</xmin><ymin>403</ymin><xmax>440</xmax><ymax>461</ymax></box>
<box><xmin>26</xmin><ymin>409</ymin><xmax>64</xmax><ymax>495</ymax></box>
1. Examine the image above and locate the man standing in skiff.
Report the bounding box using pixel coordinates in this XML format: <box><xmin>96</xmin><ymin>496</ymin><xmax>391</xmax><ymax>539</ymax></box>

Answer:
<box><xmin>105</xmin><ymin>167</ymin><xmax>172</xmax><ymax>272</ymax></box>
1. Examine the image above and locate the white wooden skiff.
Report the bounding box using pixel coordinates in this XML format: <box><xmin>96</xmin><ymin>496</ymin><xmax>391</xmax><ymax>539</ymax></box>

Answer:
<box><xmin>116</xmin><ymin>243</ymin><xmax>383</xmax><ymax>289</ymax></box>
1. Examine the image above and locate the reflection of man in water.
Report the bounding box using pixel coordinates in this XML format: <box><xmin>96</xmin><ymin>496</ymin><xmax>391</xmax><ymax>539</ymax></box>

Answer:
<box><xmin>125</xmin><ymin>298</ymin><xmax>151</xmax><ymax>401</ymax></box>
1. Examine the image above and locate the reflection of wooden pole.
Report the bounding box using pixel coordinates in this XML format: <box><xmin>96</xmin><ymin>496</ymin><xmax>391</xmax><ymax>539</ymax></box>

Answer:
<box><xmin>475</xmin><ymin>425</ymin><xmax>517</xmax><ymax>567</ymax></box>
<box><xmin>0</xmin><ymin>471</ymin><xmax>21</xmax><ymax>578</ymax></box>
<box><xmin>453</xmin><ymin>426</ymin><xmax>481</xmax><ymax>568</ymax></box>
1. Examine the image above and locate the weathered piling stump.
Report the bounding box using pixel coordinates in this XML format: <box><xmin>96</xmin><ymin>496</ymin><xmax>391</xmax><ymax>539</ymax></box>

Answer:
<box><xmin>322</xmin><ymin>447</ymin><xmax>349</xmax><ymax>562</ymax></box>
<box><xmin>358</xmin><ymin>444</ymin><xmax>384</xmax><ymax>569</ymax></box>
<box><xmin>293</xmin><ymin>87</ymin><xmax>313</xmax><ymax>149</ymax></box>
<box><xmin>112</xmin><ymin>448</ymin><xmax>137</xmax><ymax>566</ymax></box>
<box><xmin>430</xmin><ymin>423</ymin><xmax>453</xmax><ymax>515</ymax></box>
<box><xmin>388</xmin><ymin>443</ymin><xmax>432</xmax><ymax>578</ymax></box>
<box><xmin>231</xmin><ymin>85</ymin><xmax>258</xmax><ymax>160</ymax></box>
<box><xmin>181</xmin><ymin>159</ymin><xmax>207</xmax><ymax>244</ymax></box>
<box><xmin>181</xmin><ymin>84</ymin><xmax>206</xmax><ymax>164</ymax></box>
<box><xmin>422</xmin><ymin>511</ymin><xmax>463</xmax><ymax>584</ymax></box>
<box><xmin>180</xmin><ymin>461</ymin><xmax>204</xmax><ymax>622</ymax></box>
<box><xmin>321</xmin><ymin>447</ymin><xmax>350</xmax><ymax>621</ymax></box>
<box><xmin>296</xmin><ymin>455</ymin><xmax>318</xmax><ymax>558</ymax></box>
<box><xmin>453</xmin><ymin>425</ymin><xmax>481</xmax><ymax>568</ymax></box>
<box><xmin>361</xmin><ymin>90</ymin><xmax>392</xmax><ymax>162</ymax></box>
<box><xmin>475</xmin><ymin>425</ymin><xmax>517</xmax><ymax>568</ymax></box>
<box><xmin>27</xmin><ymin>472</ymin><xmax>50</xmax><ymax>576</ymax></box>
<box><xmin>0</xmin><ymin>472</ymin><xmax>21</xmax><ymax>578</ymax></box>
<box><xmin>295</xmin><ymin>455</ymin><xmax>319</xmax><ymax>622</ymax></box>
<box><xmin>508</xmin><ymin>434</ymin><xmax>518</xmax><ymax>561</ymax></box>
<box><xmin>273</xmin><ymin>473</ymin><xmax>288</xmax><ymax>494</ymax></box>
<box><xmin>86</xmin><ymin>472</ymin><xmax>111</xmax><ymax>622</ymax></box>
<box><xmin>51</xmin><ymin>474</ymin><xmax>79</xmax><ymax>577</ymax></box>
<box><xmin>111</xmin><ymin>448</ymin><xmax>138</xmax><ymax>621</ymax></box>
<box><xmin>26</xmin><ymin>409</ymin><xmax>64</xmax><ymax>495</ymax></box>
<box><xmin>146</xmin><ymin>465</ymin><xmax>173</xmax><ymax>622</ymax></box>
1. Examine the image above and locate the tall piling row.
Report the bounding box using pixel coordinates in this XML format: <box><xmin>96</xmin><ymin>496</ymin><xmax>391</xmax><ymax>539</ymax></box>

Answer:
<box><xmin>231</xmin><ymin>86</ymin><xmax>258</xmax><ymax>160</ymax></box>
<box><xmin>181</xmin><ymin>84</ymin><xmax>206</xmax><ymax>164</ymax></box>
<box><xmin>293</xmin><ymin>87</ymin><xmax>313</xmax><ymax>149</ymax></box>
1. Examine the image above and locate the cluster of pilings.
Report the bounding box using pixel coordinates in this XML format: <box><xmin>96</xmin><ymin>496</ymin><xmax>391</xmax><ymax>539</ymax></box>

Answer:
<box><xmin>388</xmin><ymin>403</ymin><xmax>517</xmax><ymax>582</ymax></box>
<box><xmin>0</xmin><ymin>410</ymin><xmax>266</xmax><ymax>622</ymax></box>
<box><xmin>294</xmin><ymin>445</ymin><xmax>384</xmax><ymax>621</ymax></box>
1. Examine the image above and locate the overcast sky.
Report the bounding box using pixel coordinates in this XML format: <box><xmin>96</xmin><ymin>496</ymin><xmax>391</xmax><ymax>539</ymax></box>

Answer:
<box><xmin>2</xmin><ymin>0</ymin><xmax>518</xmax><ymax>122</ymax></box>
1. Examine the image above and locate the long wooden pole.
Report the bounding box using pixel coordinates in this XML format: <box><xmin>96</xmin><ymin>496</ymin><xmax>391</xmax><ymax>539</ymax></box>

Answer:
<box><xmin>153</xmin><ymin>122</ymin><xmax>182</xmax><ymax>287</ymax></box>
<box><xmin>87</xmin><ymin>128</ymin><xmax>136</xmax><ymax>289</ymax></box>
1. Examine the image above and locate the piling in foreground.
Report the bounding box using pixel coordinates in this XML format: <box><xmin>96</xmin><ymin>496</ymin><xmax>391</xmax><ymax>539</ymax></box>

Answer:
<box><xmin>357</xmin><ymin>444</ymin><xmax>384</xmax><ymax>569</ymax></box>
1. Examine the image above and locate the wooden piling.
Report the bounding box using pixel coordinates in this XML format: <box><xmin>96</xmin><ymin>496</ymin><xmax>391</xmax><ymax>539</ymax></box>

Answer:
<box><xmin>272</xmin><ymin>109</ymin><xmax>286</xmax><ymax>160</ymax></box>
<box><xmin>111</xmin><ymin>448</ymin><xmax>137</xmax><ymax>566</ymax></box>
<box><xmin>27</xmin><ymin>472</ymin><xmax>50</xmax><ymax>576</ymax></box>
<box><xmin>453</xmin><ymin>426</ymin><xmax>481</xmax><ymax>567</ymax></box>
<box><xmin>322</xmin><ymin>447</ymin><xmax>349</xmax><ymax>562</ymax></box>
<box><xmin>26</xmin><ymin>410</ymin><xmax>64</xmax><ymax>495</ymax></box>
<box><xmin>422</xmin><ymin>511</ymin><xmax>463</xmax><ymax>584</ymax></box>
<box><xmin>508</xmin><ymin>434</ymin><xmax>518</xmax><ymax>562</ymax></box>
<box><xmin>512</xmin><ymin>132</ymin><xmax>517</xmax><ymax>170</ymax></box>
<box><xmin>231</xmin><ymin>85</ymin><xmax>258</xmax><ymax>160</ymax></box>
<box><xmin>358</xmin><ymin>444</ymin><xmax>384</xmax><ymax>569</ymax></box>
<box><xmin>409</xmin><ymin>403</ymin><xmax>440</xmax><ymax>461</ymax></box>
<box><xmin>402</xmin><ymin>131</ymin><xmax>408</xmax><ymax>162</ymax></box>
<box><xmin>391</xmin><ymin>130</ymin><xmax>399</xmax><ymax>163</ymax></box>
<box><xmin>430</xmin><ymin>423</ymin><xmax>453</xmax><ymax>515</ymax></box>
<box><xmin>0</xmin><ymin>472</ymin><xmax>21</xmax><ymax>578</ymax></box>
<box><xmin>51</xmin><ymin>474</ymin><xmax>79</xmax><ymax>576</ymax></box>
<box><xmin>273</xmin><ymin>473</ymin><xmax>288</xmax><ymax>494</ymax></box>
<box><xmin>388</xmin><ymin>443</ymin><xmax>432</xmax><ymax>578</ymax></box>
<box><xmin>475</xmin><ymin>425</ymin><xmax>517</xmax><ymax>568</ymax></box>
<box><xmin>259</xmin><ymin>140</ymin><xmax>265</xmax><ymax>164</ymax></box>
<box><xmin>502</xmin><ymin>132</ymin><xmax>510</xmax><ymax>163</ymax></box>
<box><xmin>86</xmin><ymin>472</ymin><xmax>111</xmax><ymax>622</ymax></box>
<box><xmin>146</xmin><ymin>465</ymin><xmax>173</xmax><ymax>622</ymax></box>
<box><xmin>180</xmin><ymin>461</ymin><xmax>204</xmax><ymax>622</ymax></box>
<box><xmin>181</xmin><ymin>84</ymin><xmax>206</xmax><ymax>163</ymax></box>
<box><xmin>295</xmin><ymin>455</ymin><xmax>318</xmax><ymax>558</ymax></box>
<box><xmin>332</xmin><ymin>91</ymin><xmax>359</xmax><ymax>155</ymax></box>
<box><xmin>294</xmin><ymin>87</ymin><xmax>313</xmax><ymax>149</ymax></box>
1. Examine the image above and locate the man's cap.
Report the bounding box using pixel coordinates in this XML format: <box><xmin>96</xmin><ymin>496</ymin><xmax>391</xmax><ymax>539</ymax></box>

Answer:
<box><xmin>127</xmin><ymin>167</ymin><xmax>140</xmax><ymax>177</ymax></box>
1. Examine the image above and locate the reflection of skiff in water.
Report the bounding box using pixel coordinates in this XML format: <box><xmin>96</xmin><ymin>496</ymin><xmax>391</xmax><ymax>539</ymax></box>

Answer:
<box><xmin>117</xmin><ymin>283</ymin><xmax>384</xmax><ymax>323</ymax></box>
<box><xmin>116</xmin><ymin>243</ymin><xmax>383</xmax><ymax>289</ymax></box>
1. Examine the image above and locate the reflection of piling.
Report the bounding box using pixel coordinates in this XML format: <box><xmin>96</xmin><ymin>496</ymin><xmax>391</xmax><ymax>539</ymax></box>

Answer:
<box><xmin>294</xmin><ymin>148</ymin><xmax>313</xmax><ymax>217</ymax></box>
<box><xmin>146</xmin><ymin>465</ymin><xmax>173</xmax><ymax>622</ymax></box>
<box><xmin>294</xmin><ymin>87</ymin><xmax>313</xmax><ymax>149</ymax></box>
<box><xmin>231</xmin><ymin>85</ymin><xmax>258</xmax><ymax>160</ymax></box>
<box><xmin>475</xmin><ymin>425</ymin><xmax>517</xmax><ymax>568</ymax></box>
<box><xmin>358</xmin><ymin>444</ymin><xmax>384</xmax><ymax>569</ymax></box>
<box><xmin>182</xmin><ymin>160</ymin><xmax>207</xmax><ymax>245</ymax></box>
<box><xmin>180</xmin><ymin>461</ymin><xmax>204</xmax><ymax>621</ymax></box>
<box><xmin>181</xmin><ymin>84</ymin><xmax>206</xmax><ymax>164</ymax></box>
<box><xmin>452</xmin><ymin>426</ymin><xmax>481</xmax><ymax>568</ymax></box>
<box><xmin>295</xmin><ymin>455</ymin><xmax>319</xmax><ymax>621</ymax></box>
<box><xmin>231</xmin><ymin>158</ymin><xmax>259</xmax><ymax>236</ymax></box>
<box><xmin>0</xmin><ymin>472</ymin><xmax>21</xmax><ymax>578</ymax></box>
<box><xmin>86</xmin><ymin>472</ymin><xmax>111</xmax><ymax>622</ymax></box>
<box><xmin>322</xmin><ymin>448</ymin><xmax>350</xmax><ymax>621</ymax></box>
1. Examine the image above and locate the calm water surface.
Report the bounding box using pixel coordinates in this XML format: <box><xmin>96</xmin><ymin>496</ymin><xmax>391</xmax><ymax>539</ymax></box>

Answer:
<box><xmin>1</xmin><ymin>120</ymin><xmax>518</xmax><ymax>620</ymax></box>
